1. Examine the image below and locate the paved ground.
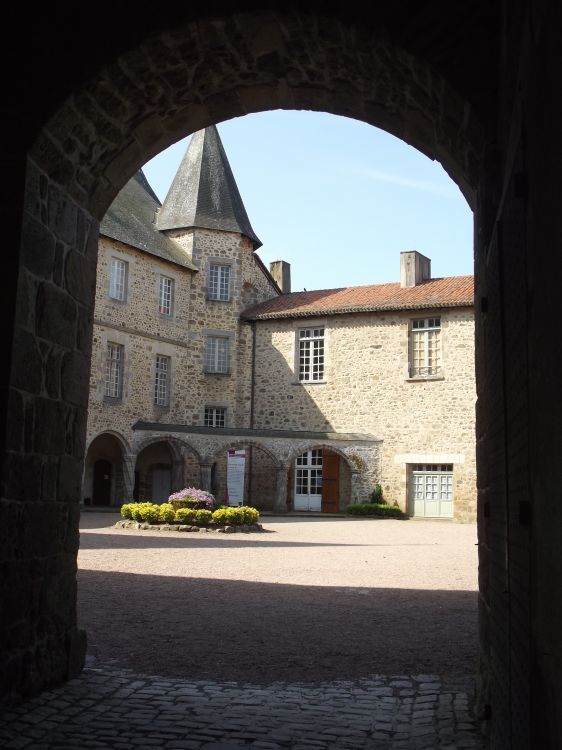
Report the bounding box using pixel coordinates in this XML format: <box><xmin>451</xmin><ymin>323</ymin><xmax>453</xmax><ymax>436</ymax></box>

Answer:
<box><xmin>0</xmin><ymin>514</ymin><xmax>483</xmax><ymax>748</ymax></box>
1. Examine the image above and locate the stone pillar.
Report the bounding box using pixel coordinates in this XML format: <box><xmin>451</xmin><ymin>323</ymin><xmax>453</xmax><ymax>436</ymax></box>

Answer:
<box><xmin>200</xmin><ymin>462</ymin><xmax>213</xmax><ymax>492</ymax></box>
<box><xmin>171</xmin><ymin>458</ymin><xmax>184</xmax><ymax>492</ymax></box>
<box><xmin>350</xmin><ymin>471</ymin><xmax>361</xmax><ymax>505</ymax></box>
<box><xmin>274</xmin><ymin>466</ymin><xmax>288</xmax><ymax>512</ymax></box>
<box><xmin>122</xmin><ymin>454</ymin><xmax>136</xmax><ymax>502</ymax></box>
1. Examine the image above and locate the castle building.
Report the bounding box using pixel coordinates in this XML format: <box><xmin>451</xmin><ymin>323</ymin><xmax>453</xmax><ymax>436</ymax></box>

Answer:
<box><xmin>83</xmin><ymin>125</ymin><xmax>475</xmax><ymax>521</ymax></box>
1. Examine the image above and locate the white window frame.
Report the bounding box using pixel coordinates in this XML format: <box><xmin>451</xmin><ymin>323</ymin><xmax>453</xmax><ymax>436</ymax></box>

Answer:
<box><xmin>109</xmin><ymin>258</ymin><xmax>128</xmax><ymax>302</ymax></box>
<box><xmin>410</xmin><ymin>317</ymin><xmax>441</xmax><ymax>377</ymax></box>
<box><xmin>204</xmin><ymin>406</ymin><xmax>227</xmax><ymax>428</ymax></box>
<box><xmin>204</xmin><ymin>336</ymin><xmax>230</xmax><ymax>374</ymax></box>
<box><xmin>158</xmin><ymin>275</ymin><xmax>174</xmax><ymax>316</ymax></box>
<box><xmin>104</xmin><ymin>342</ymin><xmax>123</xmax><ymax>399</ymax></box>
<box><xmin>298</xmin><ymin>327</ymin><xmax>325</xmax><ymax>382</ymax></box>
<box><xmin>208</xmin><ymin>263</ymin><xmax>231</xmax><ymax>301</ymax></box>
<box><xmin>154</xmin><ymin>354</ymin><xmax>170</xmax><ymax>407</ymax></box>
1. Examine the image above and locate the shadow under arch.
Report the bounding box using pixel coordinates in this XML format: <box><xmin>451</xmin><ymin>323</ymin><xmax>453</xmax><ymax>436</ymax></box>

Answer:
<box><xmin>86</xmin><ymin>428</ymin><xmax>131</xmax><ymax>457</ymax></box>
<box><xmin>208</xmin><ymin>439</ymin><xmax>282</xmax><ymax>510</ymax></box>
<box><xmin>83</xmin><ymin>430</ymin><xmax>129</xmax><ymax>507</ymax></box>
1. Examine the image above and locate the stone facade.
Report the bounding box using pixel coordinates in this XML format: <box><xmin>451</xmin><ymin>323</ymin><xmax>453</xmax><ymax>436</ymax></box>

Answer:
<box><xmin>84</xmin><ymin>133</ymin><xmax>475</xmax><ymax>521</ymax></box>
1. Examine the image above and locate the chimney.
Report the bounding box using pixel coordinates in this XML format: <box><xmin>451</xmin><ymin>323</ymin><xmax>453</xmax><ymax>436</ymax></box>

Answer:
<box><xmin>270</xmin><ymin>260</ymin><xmax>291</xmax><ymax>293</ymax></box>
<box><xmin>400</xmin><ymin>251</ymin><xmax>431</xmax><ymax>288</ymax></box>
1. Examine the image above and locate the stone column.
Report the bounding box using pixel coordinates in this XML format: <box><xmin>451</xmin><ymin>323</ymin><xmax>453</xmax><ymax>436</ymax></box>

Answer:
<box><xmin>171</xmin><ymin>458</ymin><xmax>184</xmax><ymax>492</ymax></box>
<box><xmin>274</xmin><ymin>465</ymin><xmax>288</xmax><ymax>512</ymax></box>
<box><xmin>350</xmin><ymin>470</ymin><xmax>361</xmax><ymax>505</ymax></box>
<box><xmin>200</xmin><ymin>462</ymin><xmax>213</xmax><ymax>492</ymax></box>
<box><xmin>122</xmin><ymin>454</ymin><xmax>136</xmax><ymax>502</ymax></box>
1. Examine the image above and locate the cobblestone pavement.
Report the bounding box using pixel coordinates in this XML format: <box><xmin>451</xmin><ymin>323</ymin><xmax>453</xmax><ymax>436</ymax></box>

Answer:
<box><xmin>0</xmin><ymin>667</ymin><xmax>482</xmax><ymax>749</ymax></box>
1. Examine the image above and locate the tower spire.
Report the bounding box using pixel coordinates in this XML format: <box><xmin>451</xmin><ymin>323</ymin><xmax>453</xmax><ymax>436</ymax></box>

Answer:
<box><xmin>156</xmin><ymin>124</ymin><xmax>262</xmax><ymax>249</ymax></box>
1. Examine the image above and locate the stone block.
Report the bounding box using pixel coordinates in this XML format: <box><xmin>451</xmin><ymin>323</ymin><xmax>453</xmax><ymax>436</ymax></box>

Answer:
<box><xmin>20</xmin><ymin>214</ymin><xmax>56</xmax><ymax>279</ymax></box>
<box><xmin>36</xmin><ymin>282</ymin><xmax>77</xmax><ymax>349</ymax></box>
<box><xmin>48</xmin><ymin>182</ymin><xmax>77</xmax><ymax>246</ymax></box>
<box><xmin>58</xmin><ymin>454</ymin><xmax>83</xmax><ymax>503</ymax></box>
<box><xmin>10</xmin><ymin>328</ymin><xmax>43</xmax><ymax>395</ymax></box>
<box><xmin>61</xmin><ymin>351</ymin><xmax>90</xmax><ymax>407</ymax></box>
<box><xmin>34</xmin><ymin>397</ymin><xmax>68</xmax><ymax>455</ymax></box>
<box><xmin>64</xmin><ymin>250</ymin><xmax>96</xmax><ymax>306</ymax></box>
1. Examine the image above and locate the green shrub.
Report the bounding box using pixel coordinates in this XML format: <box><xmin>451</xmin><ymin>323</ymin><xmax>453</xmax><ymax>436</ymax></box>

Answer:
<box><xmin>211</xmin><ymin>506</ymin><xmax>260</xmax><ymax>526</ymax></box>
<box><xmin>370</xmin><ymin>484</ymin><xmax>384</xmax><ymax>504</ymax></box>
<box><xmin>138</xmin><ymin>503</ymin><xmax>160</xmax><ymax>524</ymax></box>
<box><xmin>130</xmin><ymin>502</ymin><xmax>152</xmax><ymax>521</ymax></box>
<box><xmin>175</xmin><ymin>507</ymin><xmax>196</xmax><ymax>524</ymax></box>
<box><xmin>347</xmin><ymin>502</ymin><xmax>404</xmax><ymax>518</ymax></box>
<box><xmin>158</xmin><ymin>503</ymin><xmax>175</xmax><ymax>523</ymax></box>
<box><xmin>241</xmin><ymin>506</ymin><xmax>259</xmax><ymax>524</ymax></box>
<box><xmin>194</xmin><ymin>509</ymin><xmax>213</xmax><ymax>525</ymax></box>
<box><xmin>120</xmin><ymin>503</ymin><xmax>136</xmax><ymax>519</ymax></box>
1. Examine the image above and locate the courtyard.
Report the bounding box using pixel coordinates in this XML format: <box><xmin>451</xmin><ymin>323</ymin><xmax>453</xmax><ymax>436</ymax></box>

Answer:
<box><xmin>0</xmin><ymin>514</ymin><xmax>482</xmax><ymax>748</ymax></box>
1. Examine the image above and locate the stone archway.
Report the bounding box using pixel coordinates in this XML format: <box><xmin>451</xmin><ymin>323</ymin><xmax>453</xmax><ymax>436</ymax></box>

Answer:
<box><xmin>210</xmin><ymin>441</ymin><xmax>281</xmax><ymax>510</ymax></box>
<box><xmin>288</xmin><ymin>444</ymin><xmax>355</xmax><ymax>513</ymax></box>
<box><xmin>134</xmin><ymin>441</ymin><xmax>175</xmax><ymax>503</ymax></box>
<box><xmin>5</xmin><ymin>6</ymin><xmax>560</xmax><ymax>746</ymax></box>
<box><xmin>83</xmin><ymin>431</ymin><xmax>129</xmax><ymax>507</ymax></box>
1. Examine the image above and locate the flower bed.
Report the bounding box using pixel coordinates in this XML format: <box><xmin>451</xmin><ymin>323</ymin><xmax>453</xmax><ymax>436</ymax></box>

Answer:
<box><xmin>117</xmin><ymin>500</ymin><xmax>262</xmax><ymax>533</ymax></box>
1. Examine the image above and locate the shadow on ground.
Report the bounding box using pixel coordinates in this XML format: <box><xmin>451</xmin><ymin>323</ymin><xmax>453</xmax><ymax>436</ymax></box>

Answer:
<box><xmin>78</xmin><ymin>569</ymin><xmax>477</xmax><ymax>685</ymax></box>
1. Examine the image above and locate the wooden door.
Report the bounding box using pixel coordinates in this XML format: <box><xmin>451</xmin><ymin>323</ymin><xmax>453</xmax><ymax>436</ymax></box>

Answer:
<box><xmin>321</xmin><ymin>452</ymin><xmax>339</xmax><ymax>513</ymax></box>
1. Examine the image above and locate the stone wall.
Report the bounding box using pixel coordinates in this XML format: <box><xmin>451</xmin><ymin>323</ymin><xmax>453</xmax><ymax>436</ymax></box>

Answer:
<box><xmin>86</xmin><ymin>229</ymin><xmax>278</xmax><ymax>484</ymax></box>
<box><xmin>252</xmin><ymin>308</ymin><xmax>476</xmax><ymax>520</ymax></box>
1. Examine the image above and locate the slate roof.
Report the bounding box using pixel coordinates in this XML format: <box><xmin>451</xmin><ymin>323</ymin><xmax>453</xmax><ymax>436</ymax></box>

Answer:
<box><xmin>100</xmin><ymin>171</ymin><xmax>198</xmax><ymax>271</ymax></box>
<box><xmin>156</xmin><ymin>125</ymin><xmax>262</xmax><ymax>249</ymax></box>
<box><xmin>243</xmin><ymin>275</ymin><xmax>474</xmax><ymax>320</ymax></box>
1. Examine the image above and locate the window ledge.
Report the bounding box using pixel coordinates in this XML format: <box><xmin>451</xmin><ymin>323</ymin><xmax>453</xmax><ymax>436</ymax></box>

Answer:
<box><xmin>206</xmin><ymin>297</ymin><xmax>232</xmax><ymax>303</ymax></box>
<box><xmin>292</xmin><ymin>380</ymin><xmax>327</xmax><ymax>385</ymax></box>
<box><xmin>204</xmin><ymin>370</ymin><xmax>231</xmax><ymax>377</ymax></box>
<box><xmin>406</xmin><ymin>375</ymin><xmax>445</xmax><ymax>382</ymax></box>
<box><xmin>103</xmin><ymin>395</ymin><xmax>123</xmax><ymax>403</ymax></box>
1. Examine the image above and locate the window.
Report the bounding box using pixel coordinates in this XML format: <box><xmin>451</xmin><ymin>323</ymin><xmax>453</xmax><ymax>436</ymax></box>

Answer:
<box><xmin>104</xmin><ymin>343</ymin><xmax>123</xmax><ymax>398</ymax></box>
<box><xmin>158</xmin><ymin>276</ymin><xmax>173</xmax><ymax>316</ymax></box>
<box><xmin>205</xmin><ymin>336</ymin><xmax>229</xmax><ymax>373</ymax></box>
<box><xmin>109</xmin><ymin>258</ymin><xmax>127</xmax><ymax>301</ymax></box>
<box><xmin>154</xmin><ymin>354</ymin><xmax>170</xmax><ymax>406</ymax></box>
<box><xmin>298</xmin><ymin>327</ymin><xmax>325</xmax><ymax>381</ymax></box>
<box><xmin>208</xmin><ymin>263</ymin><xmax>231</xmax><ymax>301</ymax></box>
<box><xmin>410</xmin><ymin>317</ymin><xmax>441</xmax><ymax>376</ymax></box>
<box><xmin>204</xmin><ymin>406</ymin><xmax>226</xmax><ymax>428</ymax></box>
<box><xmin>411</xmin><ymin>464</ymin><xmax>453</xmax><ymax>518</ymax></box>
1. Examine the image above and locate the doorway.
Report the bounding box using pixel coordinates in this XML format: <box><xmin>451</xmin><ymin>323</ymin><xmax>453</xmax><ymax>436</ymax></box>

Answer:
<box><xmin>92</xmin><ymin>460</ymin><xmax>112</xmax><ymax>506</ymax></box>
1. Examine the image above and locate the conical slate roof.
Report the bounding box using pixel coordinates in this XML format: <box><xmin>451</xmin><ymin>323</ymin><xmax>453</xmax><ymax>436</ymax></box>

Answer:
<box><xmin>156</xmin><ymin>125</ymin><xmax>262</xmax><ymax>249</ymax></box>
<box><xmin>101</xmin><ymin>170</ymin><xmax>197</xmax><ymax>271</ymax></box>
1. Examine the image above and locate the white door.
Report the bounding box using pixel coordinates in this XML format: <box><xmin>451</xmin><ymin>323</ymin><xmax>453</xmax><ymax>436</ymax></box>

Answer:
<box><xmin>412</xmin><ymin>464</ymin><xmax>454</xmax><ymax>518</ymax></box>
<box><xmin>294</xmin><ymin>450</ymin><xmax>323</xmax><ymax>511</ymax></box>
<box><xmin>152</xmin><ymin>467</ymin><xmax>172</xmax><ymax>503</ymax></box>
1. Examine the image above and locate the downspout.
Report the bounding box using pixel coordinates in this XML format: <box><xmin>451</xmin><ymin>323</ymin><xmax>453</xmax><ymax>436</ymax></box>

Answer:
<box><xmin>247</xmin><ymin>320</ymin><xmax>256</xmax><ymax>502</ymax></box>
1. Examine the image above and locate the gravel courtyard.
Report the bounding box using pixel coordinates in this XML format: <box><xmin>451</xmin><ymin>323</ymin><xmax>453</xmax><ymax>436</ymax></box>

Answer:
<box><xmin>78</xmin><ymin>514</ymin><xmax>479</xmax><ymax>684</ymax></box>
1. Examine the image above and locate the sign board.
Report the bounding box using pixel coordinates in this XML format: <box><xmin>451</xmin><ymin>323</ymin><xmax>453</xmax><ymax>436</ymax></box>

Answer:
<box><xmin>226</xmin><ymin>449</ymin><xmax>246</xmax><ymax>505</ymax></box>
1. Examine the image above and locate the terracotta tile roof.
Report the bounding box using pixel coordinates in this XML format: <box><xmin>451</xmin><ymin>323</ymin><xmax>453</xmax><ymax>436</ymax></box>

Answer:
<box><xmin>243</xmin><ymin>276</ymin><xmax>474</xmax><ymax>320</ymax></box>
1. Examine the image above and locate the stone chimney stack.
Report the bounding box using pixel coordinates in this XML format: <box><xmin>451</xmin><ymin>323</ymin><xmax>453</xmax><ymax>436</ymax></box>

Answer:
<box><xmin>270</xmin><ymin>260</ymin><xmax>291</xmax><ymax>294</ymax></box>
<box><xmin>400</xmin><ymin>251</ymin><xmax>431</xmax><ymax>288</ymax></box>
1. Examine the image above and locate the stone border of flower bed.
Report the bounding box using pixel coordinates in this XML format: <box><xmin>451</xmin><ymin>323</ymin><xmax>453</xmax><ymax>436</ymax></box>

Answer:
<box><xmin>115</xmin><ymin>520</ymin><xmax>264</xmax><ymax>534</ymax></box>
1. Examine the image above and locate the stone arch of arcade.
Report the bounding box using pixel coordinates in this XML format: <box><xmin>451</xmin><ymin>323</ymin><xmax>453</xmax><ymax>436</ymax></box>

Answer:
<box><xmin>3</xmin><ymin>4</ymin><xmax>560</xmax><ymax>747</ymax></box>
<box><xmin>83</xmin><ymin>430</ymin><xmax>131</xmax><ymax>507</ymax></box>
<box><xmin>133</xmin><ymin>435</ymin><xmax>203</xmax><ymax>500</ymax></box>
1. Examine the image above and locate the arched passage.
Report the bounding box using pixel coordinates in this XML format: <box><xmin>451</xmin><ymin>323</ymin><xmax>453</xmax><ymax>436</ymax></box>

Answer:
<box><xmin>210</xmin><ymin>441</ymin><xmax>280</xmax><ymax>510</ymax></box>
<box><xmin>6</xmin><ymin>6</ymin><xmax>559</xmax><ymax>747</ymax></box>
<box><xmin>134</xmin><ymin>441</ymin><xmax>175</xmax><ymax>503</ymax></box>
<box><xmin>6</xmin><ymin>13</ymin><xmax>486</xmax><ymax>703</ymax></box>
<box><xmin>288</xmin><ymin>444</ymin><xmax>354</xmax><ymax>513</ymax></box>
<box><xmin>83</xmin><ymin>432</ymin><xmax>128</xmax><ymax>507</ymax></box>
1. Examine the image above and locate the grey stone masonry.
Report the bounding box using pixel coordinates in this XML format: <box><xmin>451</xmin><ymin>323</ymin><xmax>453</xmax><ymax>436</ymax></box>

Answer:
<box><xmin>0</xmin><ymin>667</ymin><xmax>483</xmax><ymax>749</ymax></box>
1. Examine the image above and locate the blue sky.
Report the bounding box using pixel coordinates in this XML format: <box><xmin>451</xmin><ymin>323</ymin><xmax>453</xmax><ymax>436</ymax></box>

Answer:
<box><xmin>143</xmin><ymin>111</ymin><xmax>473</xmax><ymax>292</ymax></box>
